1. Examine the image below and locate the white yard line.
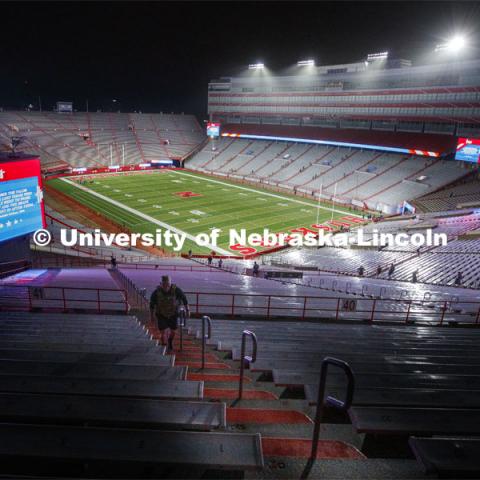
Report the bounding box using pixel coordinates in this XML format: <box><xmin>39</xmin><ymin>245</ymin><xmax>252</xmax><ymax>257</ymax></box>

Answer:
<box><xmin>60</xmin><ymin>178</ymin><xmax>232</xmax><ymax>255</ymax></box>
<box><xmin>169</xmin><ymin>170</ymin><xmax>362</xmax><ymax>218</ymax></box>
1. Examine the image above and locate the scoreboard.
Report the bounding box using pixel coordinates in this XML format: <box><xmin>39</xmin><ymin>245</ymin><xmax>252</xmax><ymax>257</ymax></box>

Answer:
<box><xmin>56</xmin><ymin>101</ymin><xmax>73</xmax><ymax>113</ymax></box>
<box><xmin>0</xmin><ymin>157</ymin><xmax>46</xmax><ymax>243</ymax></box>
<box><xmin>207</xmin><ymin>122</ymin><xmax>220</xmax><ymax>138</ymax></box>
<box><xmin>455</xmin><ymin>138</ymin><xmax>480</xmax><ymax>164</ymax></box>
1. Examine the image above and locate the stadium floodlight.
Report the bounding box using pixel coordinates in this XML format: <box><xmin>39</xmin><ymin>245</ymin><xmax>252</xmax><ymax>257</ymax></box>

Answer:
<box><xmin>367</xmin><ymin>51</ymin><xmax>389</xmax><ymax>61</ymax></box>
<box><xmin>248</xmin><ymin>63</ymin><xmax>265</xmax><ymax>70</ymax></box>
<box><xmin>297</xmin><ymin>59</ymin><xmax>315</xmax><ymax>67</ymax></box>
<box><xmin>435</xmin><ymin>35</ymin><xmax>467</xmax><ymax>53</ymax></box>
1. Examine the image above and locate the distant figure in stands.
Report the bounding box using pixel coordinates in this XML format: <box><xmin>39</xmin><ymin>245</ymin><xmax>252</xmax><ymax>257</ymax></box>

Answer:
<box><xmin>388</xmin><ymin>263</ymin><xmax>395</xmax><ymax>279</ymax></box>
<box><xmin>412</xmin><ymin>270</ymin><xmax>419</xmax><ymax>283</ymax></box>
<box><xmin>187</xmin><ymin>249</ymin><xmax>192</xmax><ymax>259</ymax></box>
<box><xmin>357</xmin><ymin>265</ymin><xmax>365</xmax><ymax>277</ymax></box>
<box><xmin>207</xmin><ymin>255</ymin><xmax>213</xmax><ymax>266</ymax></box>
<box><xmin>218</xmin><ymin>258</ymin><xmax>223</xmax><ymax>269</ymax></box>
<box><xmin>150</xmin><ymin>275</ymin><xmax>189</xmax><ymax>352</ymax></box>
<box><xmin>376</xmin><ymin>265</ymin><xmax>382</xmax><ymax>277</ymax></box>
<box><xmin>253</xmin><ymin>261</ymin><xmax>260</xmax><ymax>277</ymax></box>
<box><xmin>454</xmin><ymin>271</ymin><xmax>463</xmax><ymax>286</ymax></box>
<box><xmin>110</xmin><ymin>255</ymin><xmax>117</xmax><ymax>269</ymax></box>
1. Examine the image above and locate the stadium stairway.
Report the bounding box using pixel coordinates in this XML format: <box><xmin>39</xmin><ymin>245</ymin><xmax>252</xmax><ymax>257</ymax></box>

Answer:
<box><xmin>295</xmin><ymin>147</ymin><xmax>337</xmax><ymax>187</ymax></box>
<box><xmin>218</xmin><ymin>140</ymin><xmax>255</xmax><ymax>171</ymax></box>
<box><xmin>330</xmin><ymin>152</ymin><xmax>384</xmax><ymax>194</ymax></box>
<box><xmin>364</xmin><ymin>157</ymin><xmax>442</xmax><ymax>203</ymax></box>
<box><xmin>254</xmin><ymin>143</ymin><xmax>292</xmax><ymax>176</ymax></box>
<box><xmin>146</xmin><ymin>318</ymin><xmax>376</xmax><ymax>479</ymax></box>
<box><xmin>186</xmin><ymin>317</ymin><xmax>480</xmax><ymax>479</ymax></box>
<box><xmin>200</xmin><ymin>138</ymin><xmax>236</xmax><ymax>169</ymax></box>
<box><xmin>127</xmin><ymin>113</ymin><xmax>148</xmax><ymax>164</ymax></box>
<box><xmin>233</xmin><ymin>141</ymin><xmax>275</xmax><ymax>174</ymax></box>
<box><xmin>269</xmin><ymin>144</ymin><xmax>315</xmax><ymax>179</ymax></box>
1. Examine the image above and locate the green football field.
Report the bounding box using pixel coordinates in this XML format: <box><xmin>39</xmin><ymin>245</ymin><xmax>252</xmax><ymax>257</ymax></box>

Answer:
<box><xmin>47</xmin><ymin>170</ymin><xmax>362</xmax><ymax>255</ymax></box>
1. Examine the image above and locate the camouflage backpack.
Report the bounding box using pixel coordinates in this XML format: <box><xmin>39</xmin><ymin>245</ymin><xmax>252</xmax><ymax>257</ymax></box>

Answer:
<box><xmin>154</xmin><ymin>284</ymin><xmax>178</xmax><ymax>318</ymax></box>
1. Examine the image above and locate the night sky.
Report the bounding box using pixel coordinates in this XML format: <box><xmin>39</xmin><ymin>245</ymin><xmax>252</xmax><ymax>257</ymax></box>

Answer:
<box><xmin>1</xmin><ymin>1</ymin><xmax>479</xmax><ymax>119</ymax></box>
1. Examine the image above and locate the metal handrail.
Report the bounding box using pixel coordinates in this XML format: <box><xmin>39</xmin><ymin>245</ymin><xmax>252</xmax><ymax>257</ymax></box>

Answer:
<box><xmin>178</xmin><ymin>307</ymin><xmax>187</xmax><ymax>351</ymax></box>
<box><xmin>201</xmin><ymin>315</ymin><xmax>212</xmax><ymax>369</ymax></box>
<box><xmin>301</xmin><ymin>357</ymin><xmax>355</xmax><ymax>479</ymax></box>
<box><xmin>238</xmin><ymin>330</ymin><xmax>258</xmax><ymax>400</ymax></box>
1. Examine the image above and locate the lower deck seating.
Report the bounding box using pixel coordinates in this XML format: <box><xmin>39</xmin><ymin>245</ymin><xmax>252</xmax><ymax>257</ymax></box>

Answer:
<box><xmin>415</xmin><ymin>177</ymin><xmax>480</xmax><ymax>213</ymax></box>
<box><xmin>350</xmin><ymin>407</ymin><xmax>480</xmax><ymax>436</ymax></box>
<box><xmin>188</xmin><ymin>317</ymin><xmax>480</xmax><ymax>477</ymax></box>
<box><xmin>409</xmin><ymin>437</ymin><xmax>480</xmax><ymax>478</ymax></box>
<box><xmin>0</xmin><ymin>312</ymin><xmax>263</xmax><ymax>477</ymax></box>
<box><xmin>0</xmin><ymin>111</ymin><xmax>205</xmax><ymax>168</ymax></box>
<box><xmin>186</xmin><ymin>137</ymin><xmax>466</xmax><ymax>211</ymax></box>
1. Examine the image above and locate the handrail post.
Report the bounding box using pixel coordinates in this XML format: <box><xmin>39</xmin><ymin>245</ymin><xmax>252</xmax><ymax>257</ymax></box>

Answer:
<box><xmin>302</xmin><ymin>357</ymin><xmax>355</xmax><ymax>479</ymax></box>
<box><xmin>370</xmin><ymin>299</ymin><xmax>377</xmax><ymax>323</ymax></box>
<box><xmin>178</xmin><ymin>307</ymin><xmax>187</xmax><ymax>351</ymax></box>
<box><xmin>27</xmin><ymin>287</ymin><xmax>32</xmax><ymax>311</ymax></box>
<box><xmin>267</xmin><ymin>295</ymin><xmax>271</xmax><ymax>319</ymax></box>
<box><xmin>238</xmin><ymin>330</ymin><xmax>257</xmax><ymax>400</ymax></box>
<box><xmin>405</xmin><ymin>300</ymin><xmax>412</xmax><ymax>323</ymax></box>
<box><xmin>201</xmin><ymin>315</ymin><xmax>212</xmax><ymax>369</ymax></box>
<box><xmin>123</xmin><ymin>290</ymin><xmax>128</xmax><ymax>314</ymax></box>
<box><xmin>62</xmin><ymin>287</ymin><xmax>67</xmax><ymax>312</ymax></box>
<box><xmin>97</xmin><ymin>289</ymin><xmax>101</xmax><ymax>313</ymax></box>
<box><xmin>302</xmin><ymin>296</ymin><xmax>307</xmax><ymax>321</ymax></box>
<box><xmin>440</xmin><ymin>300</ymin><xmax>448</xmax><ymax>326</ymax></box>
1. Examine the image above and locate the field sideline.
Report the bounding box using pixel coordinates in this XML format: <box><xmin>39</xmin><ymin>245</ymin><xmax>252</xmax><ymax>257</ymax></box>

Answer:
<box><xmin>47</xmin><ymin>169</ymin><xmax>363</xmax><ymax>255</ymax></box>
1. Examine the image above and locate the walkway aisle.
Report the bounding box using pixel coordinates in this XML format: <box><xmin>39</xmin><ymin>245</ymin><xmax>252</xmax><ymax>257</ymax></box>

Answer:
<box><xmin>147</xmin><ymin>322</ymin><xmax>370</xmax><ymax>479</ymax></box>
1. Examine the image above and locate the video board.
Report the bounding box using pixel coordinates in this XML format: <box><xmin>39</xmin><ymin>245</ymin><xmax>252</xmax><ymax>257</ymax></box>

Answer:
<box><xmin>0</xmin><ymin>157</ymin><xmax>46</xmax><ymax>243</ymax></box>
<box><xmin>455</xmin><ymin>138</ymin><xmax>480</xmax><ymax>164</ymax></box>
<box><xmin>207</xmin><ymin>122</ymin><xmax>220</xmax><ymax>137</ymax></box>
<box><xmin>56</xmin><ymin>101</ymin><xmax>73</xmax><ymax>113</ymax></box>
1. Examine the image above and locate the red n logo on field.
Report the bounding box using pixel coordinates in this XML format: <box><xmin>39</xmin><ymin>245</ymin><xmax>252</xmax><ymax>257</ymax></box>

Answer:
<box><xmin>174</xmin><ymin>191</ymin><xmax>202</xmax><ymax>198</ymax></box>
<box><xmin>341</xmin><ymin>216</ymin><xmax>365</xmax><ymax>224</ymax></box>
<box><xmin>230</xmin><ymin>244</ymin><xmax>257</xmax><ymax>255</ymax></box>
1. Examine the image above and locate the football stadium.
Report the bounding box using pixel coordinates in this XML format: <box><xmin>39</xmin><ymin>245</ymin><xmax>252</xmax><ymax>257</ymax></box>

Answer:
<box><xmin>1</xmin><ymin>1</ymin><xmax>480</xmax><ymax>478</ymax></box>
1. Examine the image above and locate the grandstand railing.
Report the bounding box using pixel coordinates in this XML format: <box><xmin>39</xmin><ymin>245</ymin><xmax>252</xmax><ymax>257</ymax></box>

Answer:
<box><xmin>118</xmin><ymin>263</ymin><xmax>237</xmax><ymax>272</ymax></box>
<box><xmin>29</xmin><ymin>257</ymin><xmax>236</xmax><ymax>271</ymax></box>
<box><xmin>181</xmin><ymin>292</ymin><xmax>480</xmax><ymax>325</ymax></box>
<box><xmin>122</xmin><ymin>283</ymin><xmax>480</xmax><ymax>325</ymax></box>
<box><xmin>31</xmin><ymin>249</ymin><xmax>157</xmax><ymax>266</ymax></box>
<box><xmin>0</xmin><ymin>260</ymin><xmax>31</xmax><ymax>280</ymax></box>
<box><xmin>0</xmin><ymin>284</ymin><xmax>129</xmax><ymax>314</ymax></box>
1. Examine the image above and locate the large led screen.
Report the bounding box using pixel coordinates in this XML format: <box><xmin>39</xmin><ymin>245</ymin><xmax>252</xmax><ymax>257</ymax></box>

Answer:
<box><xmin>455</xmin><ymin>138</ymin><xmax>480</xmax><ymax>164</ymax></box>
<box><xmin>0</xmin><ymin>157</ymin><xmax>45</xmax><ymax>243</ymax></box>
<box><xmin>207</xmin><ymin>122</ymin><xmax>220</xmax><ymax>137</ymax></box>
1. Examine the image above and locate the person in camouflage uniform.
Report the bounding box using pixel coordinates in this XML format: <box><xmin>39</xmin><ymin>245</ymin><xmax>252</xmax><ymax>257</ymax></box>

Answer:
<box><xmin>149</xmin><ymin>275</ymin><xmax>189</xmax><ymax>351</ymax></box>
